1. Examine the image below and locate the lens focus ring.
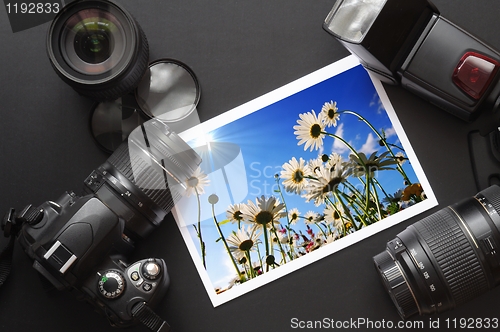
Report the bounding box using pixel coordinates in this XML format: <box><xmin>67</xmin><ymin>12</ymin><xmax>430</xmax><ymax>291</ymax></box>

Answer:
<box><xmin>412</xmin><ymin>208</ymin><xmax>489</xmax><ymax>306</ymax></box>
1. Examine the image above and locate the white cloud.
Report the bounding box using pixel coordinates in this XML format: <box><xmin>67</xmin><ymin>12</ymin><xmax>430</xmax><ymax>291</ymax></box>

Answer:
<box><xmin>211</xmin><ymin>248</ymin><xmax>238</xmax><ymax>290</ymax></box>
<box><xmin>369</xmin><ymin>93</ymin><xmax>385</xmax><ymax>113</ymax></box>
<box><xmin>384</xmin><ymin>126</ymin><xmax>396</xmax><ymax>138</ymax></box>
<box><xmin>359</xmin><ymin>133</ymin><xmax>379</xmax><ymax>155</ymax></box>
<box><xmin>331</xmin><ymin>123</ymin><xmax>349</xmax><ymax>154</ymax></box>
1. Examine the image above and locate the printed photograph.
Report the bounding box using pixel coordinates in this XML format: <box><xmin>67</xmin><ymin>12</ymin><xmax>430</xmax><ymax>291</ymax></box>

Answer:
<box><xmin>172</xmin><ymin>56</ymin><xmax>437</xmax><ymax>306</ymax></box>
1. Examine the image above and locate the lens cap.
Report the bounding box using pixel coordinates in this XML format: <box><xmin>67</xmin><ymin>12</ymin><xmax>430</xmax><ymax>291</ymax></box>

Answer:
<box><xmin>135</xmin><ymin>59</ymin><xmax>200</xmax><ymax>132</ymax></box>
<box><xmin>90</xmin><ymin>93</ymin><xmax>145</xmax><ymax>153</ymax></box>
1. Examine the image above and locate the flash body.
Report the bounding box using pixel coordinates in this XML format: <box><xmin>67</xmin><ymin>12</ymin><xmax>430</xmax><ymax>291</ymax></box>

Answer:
<box><xmin>324</xmin><ymin>0</ymin><xmax>500</xmax><ymax>132</ymax></box>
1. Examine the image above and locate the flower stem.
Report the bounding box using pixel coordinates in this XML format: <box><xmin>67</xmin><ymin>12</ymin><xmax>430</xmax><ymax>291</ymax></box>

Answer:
<box><xmin>340</xmin><ymin>110</ymin><xmax>411</xmax><ymax>184</ymax></box>
<box><xmin>194</xmin><ymin>189</ymin><xmax>206</xmax><ymax>269</ymax></box>
<box><xmin>274</xmin><ymin>177</ymin><xmax>295</xmax><ymax>261</ymax></box>
<box><xmin>245</xmin><ymin>251</ymin><xmax>256</xmax><ymax>278</ymax></box>
<box><xmin>211</xmin><ymin>201</ymin><xmax>243</xmax><ymax>282</ymax></box>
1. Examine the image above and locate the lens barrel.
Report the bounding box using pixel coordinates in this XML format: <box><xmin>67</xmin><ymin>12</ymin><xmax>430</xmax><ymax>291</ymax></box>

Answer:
<box><xmin>84</xmin><ymin>120</ymin><xmax>201</xmax><ymax>240</ymax></box>
<box><xmin>374</xmin><ymin>185</ymin><xmax>500</xmax><ymax>318</ymax></box>
<box><xmin>47</xmin><ymin>0</ymin><xmax>149</xmax><ymax>101</ymax></box>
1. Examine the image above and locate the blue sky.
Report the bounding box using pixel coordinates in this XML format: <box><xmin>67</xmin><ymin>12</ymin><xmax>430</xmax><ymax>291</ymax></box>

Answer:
<box><xmin>179</xmin><ymin>65</ymin><xmax>421</xmax><ymax>290</ymax></box>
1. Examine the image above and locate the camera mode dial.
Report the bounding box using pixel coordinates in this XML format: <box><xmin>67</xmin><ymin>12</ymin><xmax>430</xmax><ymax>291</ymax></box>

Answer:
<box><xmin>142</xmin><ymin>259</ymin><xmax>161</xmax><ymax>280</ymax></box>
<box><xmin>98</xmin><ymin>271</ymin><xmax>125</xmax><ymax>299</ymax></box>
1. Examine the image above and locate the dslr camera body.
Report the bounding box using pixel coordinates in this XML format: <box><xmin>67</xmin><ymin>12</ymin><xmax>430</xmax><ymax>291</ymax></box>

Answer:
<box><xmin>9</xmin><ymin>194</ymin><xmax>169</xmax><ymax>329</ymax></box>
<box><xmin>3</xmin><ymin>121</ymin><xmax>201</xmax><ymax>330</ymax></box>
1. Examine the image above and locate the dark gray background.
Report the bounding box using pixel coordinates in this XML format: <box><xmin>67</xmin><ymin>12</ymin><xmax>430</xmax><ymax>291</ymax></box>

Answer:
<box><xmin>0</xmin><ymin>0</ymin><xmax>499</xmax><ymax>331</ymax></box>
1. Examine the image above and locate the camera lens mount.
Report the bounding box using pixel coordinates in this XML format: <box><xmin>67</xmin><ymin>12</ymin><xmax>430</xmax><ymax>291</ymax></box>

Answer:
<box><xmin>374</xmin><ymin>185</ymin><xmax>500</xmax><ymax>318</ymax></box>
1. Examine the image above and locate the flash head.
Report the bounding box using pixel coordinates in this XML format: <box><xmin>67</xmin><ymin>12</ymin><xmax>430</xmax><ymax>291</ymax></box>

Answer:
<box><xmin>324</xmin><ymin>0</ymin><xmax>438</xmax><ymax>84</ymax></box>
<box><xmin>324</xmin><ymin>0</ymin><xmax>500</xmax><ymax>129</ymax></box>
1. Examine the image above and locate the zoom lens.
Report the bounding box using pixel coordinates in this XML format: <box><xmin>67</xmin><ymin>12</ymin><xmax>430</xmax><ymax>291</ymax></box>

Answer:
<box><xmin>47</xmin><ymin>0</ymin><xmax>149</xmax><ymax>101</ymax></box>
<box><xmin>84</xmin><ymin>120</ymin><xmax>201</xmax><ymax>240</ymax></box>
<box><xmin>373</xmin><ymin>185</ymin><xmax>500</xmax><ymax>318</ymax></box>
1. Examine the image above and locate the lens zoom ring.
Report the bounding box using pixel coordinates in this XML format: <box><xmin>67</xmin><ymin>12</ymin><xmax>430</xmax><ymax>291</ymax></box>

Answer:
<box><xmin>107</xmin><ymin>143</ymin><xmax>173</xmax><ymax>212</ymax></box>
<box><xmin>413</xmin><ymin>209</ymin><xmax>488</xmax><ymax>306</ymax></box>
<box><xmin>479</xmin><ymin>185</ymin><xmax>500</xmax><ymax>216</ymax></box>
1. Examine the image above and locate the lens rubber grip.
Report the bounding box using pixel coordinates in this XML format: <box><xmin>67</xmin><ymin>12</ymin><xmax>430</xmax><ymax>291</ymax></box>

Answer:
<box><xmin>412</xmin><ymin>208</ymin><xmax>489</xmax><ymax>306</ymax></box>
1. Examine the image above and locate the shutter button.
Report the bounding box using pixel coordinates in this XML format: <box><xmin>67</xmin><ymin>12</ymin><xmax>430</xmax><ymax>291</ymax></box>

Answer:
<box><xmin>142</xmin><ymin>260</ymin><xmax>161</xmax><ymax>280</ymax></box>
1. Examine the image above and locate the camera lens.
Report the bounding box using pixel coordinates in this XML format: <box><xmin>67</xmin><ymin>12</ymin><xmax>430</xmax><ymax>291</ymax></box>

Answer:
<box><xmin>85</xmin><ymin>120</ymin><xmax>202</xmax><ymax>240</ymax></box>
<box><xmin>373</xmin><ymin>185</ymin><xmax>500</xmax><ymax>318</ymax></box>
<box><xmin>47</xmin><ymin>0</ymin><xmax>149</xmax><ymax>101</ymax></box>
<box><xmin>73</xmin><ymin>20</ymin><xmax>113</xmax><ymax>64</ymax></box>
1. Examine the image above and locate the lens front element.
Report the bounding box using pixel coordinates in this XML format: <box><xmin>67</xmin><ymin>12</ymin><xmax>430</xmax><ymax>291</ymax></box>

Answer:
<box><xmin>61</xmin><ymin>9</ymin><xmax>126</xmax><ymax>76</ymax></box>
<box><xmin>73</xmin><ymin>19</ymin><xmax>114</xmax><ymax>64</ymax></box>
<box><xmin>47</xmin><ymin>0</ymin><xmax>149</xmax><ymax>101</ymax></box>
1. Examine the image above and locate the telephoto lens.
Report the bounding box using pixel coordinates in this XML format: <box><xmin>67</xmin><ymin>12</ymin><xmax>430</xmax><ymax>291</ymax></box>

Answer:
<box><xmin>374</xmin><ymin>185</ymin><xmax>500</xmax><ymax>319</ymax></box>
<box><xmin>47</xmin><ymin>0</ymin><xmax>149</xmax><ymax>101</ymax></box>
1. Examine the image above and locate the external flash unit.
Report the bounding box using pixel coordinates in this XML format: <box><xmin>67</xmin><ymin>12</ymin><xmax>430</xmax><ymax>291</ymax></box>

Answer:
<box><xmin>323</xmin><ymin>0</ymin><xmax>500</xmax><ymax>134</ymax></box>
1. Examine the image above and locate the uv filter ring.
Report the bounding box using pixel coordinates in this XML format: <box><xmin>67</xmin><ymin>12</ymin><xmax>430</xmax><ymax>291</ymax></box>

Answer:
<box><xmin>135</xmin><ymin>58</ymin><xmax>201</xmax><ymax>122</ymax></box>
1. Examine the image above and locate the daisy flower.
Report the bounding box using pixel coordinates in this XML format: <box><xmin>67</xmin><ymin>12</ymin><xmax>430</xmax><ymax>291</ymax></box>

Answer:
<box><xmin>293</xmin><ymin>110</ymin><xmax>326</xmax><ymax>152</ymax></box>
<box><xmin>280</xmin><ymin>157</ymin><xmax>311</xmax><ymax>194</ymax></box>
<box><xmin>349</xmin><ymin>151</ymin><xmax>398</xmax><ymax>178</ymax></box>
<box><xmin>326</xmin><ymin>152</ymin><xmax>343</xmax><ymax>171</ymax></box>
<box><xmin>303</xmin><ymin>165</ymin><xmax>349</xmax><ymax>206</ymax></box>
<box><xmin>322</xmin><ymin>233</ymin><xmax>338</xmax><ymax>246</ymax></box>
<box><xmin>226</xmin><ymin>225</ymin><xmax>262</xmax><ymax>261</ymax></box>
<box><xmin>288</xmin><ymin>208</ymin><xmax>300</xmax><ymax>225</ymax></box>
<box><xmin>321</xmin><ymin>100</ymin><xmax>340</xmax><ymax>127</ymax></box>
<box><xmin>307</xmin><ymin>157</ymin><xmax>323</xmax><ymax>175</ymax></box>
<box><xmin>241</xmin><ymin>195</ymin><xmax>285</xmax><ymax>228</ymax></box>
<box><xmin>304</xmin><ymin>211</ymin><xmax>318</xmax><ymax>225</ymax></box>
<box><xmin>272</xmin><ymin>229</ymin><xmax>290</xmax><ymax>245</ymax></box>
<box><xmin>394</xmin><ymin>152</ymin><xmax>407</xmax><ymax>166</ymax></box>
<box><xmin>226</xmin><ymin>203</ymin><xmax>244</xmax><ymax>224</ymax></box>
<box><xmin>324</xmin><ymin>202</ymin><xmax>345</xmax><ymax>230</ymax></box>
<box><xmin>184</xmin><ymin>166</ymin><xmax>210</xmax><ymax>197</ymax></box>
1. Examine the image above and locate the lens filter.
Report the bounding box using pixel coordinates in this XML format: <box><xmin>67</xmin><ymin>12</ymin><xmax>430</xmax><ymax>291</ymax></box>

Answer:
<box><xmin>90</xmin><ymin>93</ymin><xmax>145</xmax><ymax>153</ymax></box>
<box><xmin>90</xmin><ymin>58</ymin><xmax>201</xmax><ymax>153</ymax></box>
<box><xmin>135</xmin><ymin>59</ymin><xmax>201</xmax><ymax>133</ymax></box>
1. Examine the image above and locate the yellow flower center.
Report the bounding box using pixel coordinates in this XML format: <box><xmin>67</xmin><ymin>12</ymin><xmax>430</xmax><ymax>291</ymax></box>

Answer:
<box><xmin>187</xmin><ymin>177</ymin><xmax>199</xmax><ymax>188</ymax></box>
<box><xmin>322</xmin><ymin>177</ymin><xmax>343</xmax><ymax>193</ymax></box>
<box><xmin>255</xmin><ymin>211</ymin><xmax>273</xmax><ymax>225</ymax></box>
<box><xmin>239</xmin><ymin>239</ymin><xmax>254</xmax><ymax>251</ymax></box>
<box><xmin>327</xmin><ymin>108</ymin><xmax>336</xmax><ymax>119</ymax></box>
<box><xmin>310</xmin><ymin>123</ymin><xmax>322</xmax><ymax>139</ymax></box>
<box><xmin>292</xmin><ymin>170</ymin><xmax>304</xmax><ymax>183</ymax></box>
<box><xmin>232</xmin><ymin>211</ymin><xmax>242</xmax><ymax>221</ymax></box>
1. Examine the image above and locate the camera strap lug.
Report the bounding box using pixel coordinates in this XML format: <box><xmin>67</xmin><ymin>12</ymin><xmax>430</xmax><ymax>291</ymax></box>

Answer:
<box><xmin>131</xmin><ymin>301</ymin><xmax>171</xmax><ymax>332</ymax></box>
<box><xmin>17</xmin><ymin>205</ymin><xmax>44</xmax><ymax>226</ymax></box>
<box><xmin>0</xmin><ymin>208</ymin><xmax>20</xmax><ymax>288</ymax></box>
